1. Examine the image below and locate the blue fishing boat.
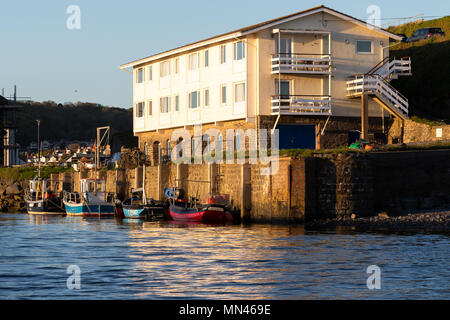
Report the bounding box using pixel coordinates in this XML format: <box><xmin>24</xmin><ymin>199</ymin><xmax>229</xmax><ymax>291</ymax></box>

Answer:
<box><xmin>63</xmin><ymin>178</ymin><xmax>115</xmax><ymax>217</ymax></box>
<box><xmin>122</xmin><ymin>189</ymin><xmax>167</xmax><ymax>220</ymax></box>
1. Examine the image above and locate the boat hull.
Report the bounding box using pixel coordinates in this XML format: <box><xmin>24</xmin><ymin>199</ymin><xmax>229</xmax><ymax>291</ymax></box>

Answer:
<box><xmin>26</xmin><ymin>199</ymin><xmax>65</xmax><ymax>215</ymax></box>
<box><xmin>64</xmin><ymin>201</ymin><xmax>115</xmax><ymax>217</ymax></box>
<box><xmin>169</xmin><ymin>204</ymin><xmax>233</xmax><ymax>223</ymax></box>
<box><xmin>123</xmin><ymin>205</ymin><xmax>166</xmax><ymax>220</ymax></box>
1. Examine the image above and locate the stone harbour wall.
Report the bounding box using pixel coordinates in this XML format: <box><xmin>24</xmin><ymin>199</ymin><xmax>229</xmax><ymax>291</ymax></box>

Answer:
<box><xmin>5</xmin><ymin>150</ymin><xmax>450</xmax><ymax>222</ymax></box>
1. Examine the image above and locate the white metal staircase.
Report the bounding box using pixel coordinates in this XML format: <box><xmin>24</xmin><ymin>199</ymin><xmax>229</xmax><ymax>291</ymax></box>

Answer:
<box><xmin>346</xmin><ymin>57</ymin><xmax>412</xmax><ymax>119</ymax></box>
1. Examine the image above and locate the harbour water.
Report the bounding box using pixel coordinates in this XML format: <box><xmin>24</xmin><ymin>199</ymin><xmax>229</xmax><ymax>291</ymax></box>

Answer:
<box><xmin>0</xmin><ymin>213</ymin><xmax>448</xmax><ymax>300</ymax></box>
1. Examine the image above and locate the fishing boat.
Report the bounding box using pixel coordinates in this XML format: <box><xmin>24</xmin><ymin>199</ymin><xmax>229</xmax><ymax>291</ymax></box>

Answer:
<box><xmin>122</xmin><ymin>192</ymin><xmax>167</xmax><ymax>220</ymax></box>
<box><xmin>25</xmin><ymin>119</ymin><xmax>65</xmax><ymax>215</ymax></box>
<box><xmin>63</xmin><ymin>178</ymin><xmax>116</xmax><ymax>217</ymax></box>
<box><xmin>119</xmin><ymin>154</ymin><xmax>167</xmax><ymax>220</ymax></box>
<box><xmin>164</xmin><ymin>187</ymin><xmax>233</xmax><ymax>223</ymax></box>
<box><xmin>25</xmin><ymin>177</ymin><xmax>65</xmax><ymax>215</ymax></box>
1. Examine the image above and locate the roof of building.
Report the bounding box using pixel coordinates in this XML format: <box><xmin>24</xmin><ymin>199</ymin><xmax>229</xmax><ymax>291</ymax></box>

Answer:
<box><xmin>120</xmin><ymin>5</ymin><xmax>401</xmax><ymax>69</ymax></box>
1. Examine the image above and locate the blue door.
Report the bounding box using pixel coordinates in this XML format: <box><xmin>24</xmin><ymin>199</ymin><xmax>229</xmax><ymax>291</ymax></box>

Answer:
<box><xmin>277</xmin><ymin>124</ymin><xmax>316</xmax><ymax>150</ymax></box>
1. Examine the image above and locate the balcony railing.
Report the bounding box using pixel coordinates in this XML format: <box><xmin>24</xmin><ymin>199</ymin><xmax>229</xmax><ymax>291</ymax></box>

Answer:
<box><xmin>271</xmin><ymin>53</ymin><xmax>332</xmax><ymax>75</ymax></box>
<box><xmin>271</xmin><ymin>95</ymin><xmax>332</xmax><ymax>115</ymax></box>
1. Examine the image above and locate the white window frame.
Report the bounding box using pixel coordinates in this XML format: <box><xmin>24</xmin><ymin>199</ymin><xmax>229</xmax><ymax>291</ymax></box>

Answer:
<box><xmin>148</xmin><ymin>66</ymin><xmax>153</xmax><ymax>81</ymax></box>
<box><xmin>203</xmin><ymin>88</ymin><xmax>210</xmax><ymax>107</ymax></box>
<box><xmin>147</xmin><ymin>100</ymin><xmax>153</xmax><ymax>117</ymax></box>
<box><xmin>136</xmin><ymin>68</ymin><xmax>144</xmax><ymax>83</ymax></box>
<box><xmin>174</xmin><ymin>94</ymin><xmax>180</xmax><ymax>112</ymax></box>
<box><xmin>234</xmin><ymin>82</ymin><xmax>246</xmax><ymax>103</ymax></box>
<box><xmin>356</xmin><ymin>40</ymin><xmax>373</xmax><ymax>54</ymax></box>
<box><xmin>160</xmin><ymin>60</ymin><xmax>171</xmax><ymax>77</ymax></box>
<box><xmin>233</xmin><ymin>41</ymin><xmax>246</xmax><ymax>60</ymax></box>
<box><xmin>220</xmin><ymin>84</ymin><xmax>227</xmax><ymax>105</ymax></box>
<box><xmin>220</xmin><ymin>45</ymin><xmax>226</xmax><ymax>64</ymax></box>
<box><xmin>135</xmin><ymin>102</ymin><xmax>144</xmax><ymax>117</ymax></box>
<box><xmin>188</xmin><ymin>91</ymin><xmax>200</xmax><ymax>109</ymax></box>
<box><xmin>188</xmin><ymin>52</ymin><xmax>200</xmax><ymax>71</ymax></box>
<box><xmin>160</xmin><ymin>97</ymin><xmax>170</xmax><ymax>113</ymax></box>
<box><xmin>204</xmin><ymin>49</ymin><xmax>209</xmax><ymax>68</ymax></box>
<box><xmin>174</xmin><ymin>58</ymin><xmax>179</xmax><ymax>74</ymax></box>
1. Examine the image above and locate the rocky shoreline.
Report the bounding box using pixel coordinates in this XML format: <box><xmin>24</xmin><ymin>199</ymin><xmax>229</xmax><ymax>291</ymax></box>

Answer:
<box><xmin>306</xmin><ymin>209</ymin><xmax>450</xmax><ymax>231</ymax></box>
<box><xmin>0</xmin><ymin>180</ymin><xmax>27</xmax><ymax>213</ymax></box>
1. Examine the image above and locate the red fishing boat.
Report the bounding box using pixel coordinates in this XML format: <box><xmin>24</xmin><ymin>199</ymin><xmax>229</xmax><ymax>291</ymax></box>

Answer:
<box><xmin>165</xmin><ymin>188</ymin><xmax>234</xmax><ymax>223</ymax></box>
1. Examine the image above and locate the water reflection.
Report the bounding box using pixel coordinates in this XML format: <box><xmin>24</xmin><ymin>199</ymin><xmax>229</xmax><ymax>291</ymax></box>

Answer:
<box><xmin>0</xmin><ymin>214</ymin><xmax>448</xmax><ymax>299</ymax></box>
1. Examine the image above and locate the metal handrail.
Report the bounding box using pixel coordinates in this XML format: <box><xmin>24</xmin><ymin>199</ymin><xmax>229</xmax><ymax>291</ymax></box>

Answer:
<box><xmin>272</xmin><ymin>94</ymin><xmax>331</xmax><ymax>98</ymax></box>
<box><xmin>273</xmin><ymin>53</ymin><xmax>331</xmax><ymax>56</ymax></box>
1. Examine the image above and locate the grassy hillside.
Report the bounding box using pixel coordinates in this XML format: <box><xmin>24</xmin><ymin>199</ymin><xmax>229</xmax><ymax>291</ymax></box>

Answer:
<box><xmin>387</xmin><ymin>16</ymin><xmax>450</xmax><ymax>121</ymax></box>
<box><xmin>15</xmin><ymin>101</ymin><xmax>136</xmax><ymax>149</ymax></box>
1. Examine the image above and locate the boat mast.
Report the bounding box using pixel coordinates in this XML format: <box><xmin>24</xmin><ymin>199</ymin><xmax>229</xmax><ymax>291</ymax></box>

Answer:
<box><xmin>36</xmin><ymin>120</ymin><xmax>41</xmax><ymax>179</ymax></box>
<box><xmin>142</xmin><ymin>162</ymin><xmax>147</xmax><ymax>205</ymax></box>
<box><xmin>94</xmin><ymin>137</ymin><xmax>97</xmax><ymax>196</ymax></box>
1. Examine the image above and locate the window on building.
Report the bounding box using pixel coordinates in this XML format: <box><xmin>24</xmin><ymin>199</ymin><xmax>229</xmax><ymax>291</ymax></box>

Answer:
<box><xmin>204</xmin><ymin>50</ymin><xmax>209</xmax><ymax>67</ymax></box>
<box><xmin>136</xmin><ymin>102</ymin><xmax>144</xmax><ymax>117</ymax></box>
<box><xmin>189</xmin><ymin>91</ymin><xmax>200</xmax><ymax>109</ymax></box>
<box><xmin>174</xmin><ymin>95</ymin><xmax>180</xmax><ymax>111</ymax></box>
<box><xmin>167</xmin><ymin>140</ymin><xmax>171</xmax><ymax>159</ymax></box>
<box><xmin>148</xmin><ymin>66</ymin><xmax>153</xmax><ymax>80</ymax></box>
<box><xmin>220</xmin><ymin>45</ymin><xmax>226</xmax><ymax>64</ymax></box>
<box><xmin>160</xmin><ymin>97</ymin><xmax>170</xmax><ymax>113</ymax></box>
<box><xmin>275</xmin><ymin>38</ymin><xmax>292</xmax><ymax>56</ymax></box>
<box><xmin>233</xmin><ymin>41</ymin><xmax>245</xmax><ymax>60</ymax></box>
<box><xmin>136</xmin><ymin>68</ymin><xmax>144</xmax><ymax>83</ymax></box>
<box><xmin>188</xmin><ymin>53</ymin><xmax>199</xmax><ymax>71</ymax></box>
<box><xmin>236</xmin><ymin>133</ymin><xmax>241</xmax><ymax>151</ymax></box>
<box><xmin>204</xmin><ymin>89</ymin><xmax>210</xmax><ymax>107</ymax></box>
<box><xmin>174</xmin><ymin>58</ymin><xmax>179</xmax><ymax>74</ymax></box>
<box><xmin>275</xmin><ymin>79</ymin><xmax>290</xmax><ymax>98</ymax></box>
<box><xmin>356</xmin><ymin>40</ymin><xmax>373</xmax><ymax>54</ymax></box>
<box><xmin>221</xmin><ymin>85</ymin><xmax>227</xmax><ymax>105</ymax></box>
<box><xmin>160</xmin><ymin>61</ymin><xmax>171</xmax><ymax>77</ymax></box>
<box><xmin>147</xmin><ymin>100</ymin><xmax>153</xmax><ymax>116</ymax></box>
<box><xmin>234</xmin><ymin>83</ymin><xmax>245</xmax><ymax>103</ymax></box>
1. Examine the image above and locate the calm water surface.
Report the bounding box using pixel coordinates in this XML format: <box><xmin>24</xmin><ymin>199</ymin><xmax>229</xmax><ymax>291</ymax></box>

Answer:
<box><xmin>0</xmin><ymin>213</ymin><xmax>448</xmax><ymax>299</ymax></box>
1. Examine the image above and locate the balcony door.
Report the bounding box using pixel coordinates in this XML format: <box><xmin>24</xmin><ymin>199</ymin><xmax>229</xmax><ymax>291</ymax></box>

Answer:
<box><xmin>275</xmin><ymin>38</ymin><xmax>292</xmax><ymax>57</ymax></box>
<box><xmin>275</xmin><ymin>80</ymin><xmax>290</xmax><ymax>98</ymax></box>
<box><xmin>275</xmin><ymin>79</ymin><xmax>291</xmax><ymax>106</ymax></box>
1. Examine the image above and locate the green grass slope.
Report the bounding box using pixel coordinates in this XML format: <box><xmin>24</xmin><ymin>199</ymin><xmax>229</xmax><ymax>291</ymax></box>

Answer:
<box><xmin>387</xmin><ymin>16</ymin><xmax>450</xmax><ymax>121</ymax></box>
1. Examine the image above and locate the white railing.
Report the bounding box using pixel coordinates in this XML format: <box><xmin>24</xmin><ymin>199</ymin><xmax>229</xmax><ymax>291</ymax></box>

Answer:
<box><xmin>346</xmin><ymin>75</ymin><xmax>409</xmax><ymax>117</ymax></box>
<box><xmin>271</xmin><ymin>95</ymin><xmax>332</xmax><ymax>115</ymax></box>
<box><xmin>271</xmin><ymin>53</ymin><xmax>331</xmax><ymax>74</ymax></box>
<box><xmin>370</xmin><ymin>57</ymin><xmax>411</xmax><ymax>80</ymax></box>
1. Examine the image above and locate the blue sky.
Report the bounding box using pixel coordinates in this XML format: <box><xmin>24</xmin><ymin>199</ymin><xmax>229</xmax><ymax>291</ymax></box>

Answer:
<box><xmin>0</xmin><ymin>0</ymin><xmax>447</xmax><ymax>108</ymax></box>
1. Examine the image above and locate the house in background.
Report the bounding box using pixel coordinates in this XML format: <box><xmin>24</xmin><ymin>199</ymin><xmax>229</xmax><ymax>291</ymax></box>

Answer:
<box><xmin>120</xmin><ymin>5</ymin><xmax>411</xmax><ymax>164</ymax></box>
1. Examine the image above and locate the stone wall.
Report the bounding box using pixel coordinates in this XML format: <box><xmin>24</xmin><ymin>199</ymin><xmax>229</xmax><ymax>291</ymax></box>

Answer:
<box><xmin>137</xmin><ymin>115</ymin><xmax>390</xmax><ymax>165</ymax></box>
<box><xmin>388</xmin><ymin>118</ymin><xmax>450</xmax><ymax>144</ymax></box>
<box><xmin>310</xmin><ymin>150</ymin><xmax>450</xmax><ymax>219</ymax></box>
<box><xmin>46</xmin><ymin>149</ymin><xmax>450</xmax><ymax>223</ymax></box>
